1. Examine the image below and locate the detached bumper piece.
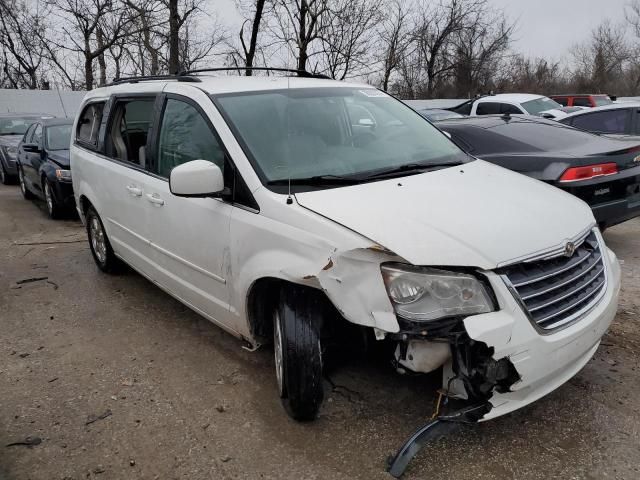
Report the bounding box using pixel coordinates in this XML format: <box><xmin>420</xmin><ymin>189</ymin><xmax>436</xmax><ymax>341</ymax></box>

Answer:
<box><xmin>386</xmin><ymin>402</ymin><xmax>490</xmax><ymax>478</ymax></box>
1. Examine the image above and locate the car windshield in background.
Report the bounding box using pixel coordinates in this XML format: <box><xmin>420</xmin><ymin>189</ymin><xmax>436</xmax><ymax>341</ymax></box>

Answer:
<box><xmin>594</xmin><ymin>96</ymin><xmax>613</xmax><ymax>107</ymax></box>
<box><xmin>521</xmin><ymin>97</ymin><xmax>563</xmax><ymax>115</ymax></box>
<box><xmin>46</xmin><ymin>124</ymin><xmax>73</xmax><ymax>150</ymax></box>
<box><xmin>0</xmin><ymin>117</ymin><xmax>34</xmax><ymax>136</ymax></box>
<box><xmin>419</xmin><ymin>109</ymin><xmax>465</xmax><ymax>121</ymax></box>
<box><xmin>214</xmin><ymin>87</ymin><xmax>466</xmax><ymax>184</ymax></box>
<box><xmin>490</xmin><ymin>120</ymin><xmax>594</xmax><ymax>150</ymax></box>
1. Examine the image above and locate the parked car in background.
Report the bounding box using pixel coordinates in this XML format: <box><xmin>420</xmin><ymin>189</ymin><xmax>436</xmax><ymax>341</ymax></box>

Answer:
<box><xmin>417</xmin><ymin>108</ymin><xmax>465</xmax><ymax>122</ymax></box>
<box><xmin>559</xmin><ymin>103</ymin><xmax>640</xmax><ymax>136</ymax></box>
<box><xmin>436</xmin><ymin>115</ymin><xmax>640</xmax><ymax>229</ymax></box>
<box><xmin>16</xmin><ymin>118</ymin><xmax>74</xmax><ymax>218</ymax></box>
<box><xmin>447</xmin><ymin>93</ymin><xmax>566</xmax><ymax>118</ymax></box>
<box><xmin>71</xmin><ymin>72</ymin><xmax>619</xmax><ymax>453</ymax></box>
<box><xmin>550</xmin><ymin>94</ymin><xmax>613</xmax><ymax>108</ymax></box>
<box><xmin>0</xmin><ymin>113</ymin><xmax>54</xmax><ymax>184</ymax></box>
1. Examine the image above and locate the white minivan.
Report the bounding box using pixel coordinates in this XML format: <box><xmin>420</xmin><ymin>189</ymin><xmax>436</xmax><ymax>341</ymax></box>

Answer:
<box><xmin>71</xmin><ymin>72</ymin><xmax>620</xmax><ymax>431</ymax></box>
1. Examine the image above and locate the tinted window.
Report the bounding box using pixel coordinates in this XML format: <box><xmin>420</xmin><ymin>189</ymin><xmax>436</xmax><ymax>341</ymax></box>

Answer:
<box><xmin>46</xmin><ymin>124</ymin><xmax>73</xmax><ymax>150</ymax></box>
<box><xmin>76</xmin><ymin>103</ymin><xmax>105</xmax><ymax>146</ymax></box>
<box><xmin>476</xmin><ymin>102</ymin><xmax>502</xmax><ymax>115</ymax></box>
<box><xmin>500</xmin><ymin>104</ymin><xmax>523</xmax><ymax>114</ymax></box>
<box><xmin>156</xmin><ymin>98</ymin><xmax>225</xmax><ymax>178</ymax></box>
<box><xmin>105</xmin><ymin>99</ymin><xmax>154</xmax><ymax>166</ymax></box>
<box><xmin>572</xmin><ymin>97</ymin><xmax>592</xmax><ymax>107</ymax></box>
<box><xmin>32</xmin><ymin>124</ymin><xmax>43</xmax><ymax>145</ymax></box>
<box><xmin>554</xmin><ymin>97</ymin><xmax>569</xmax><ymax>107</ymax></box>
<box><xmin>571</xmin><ymin>110</ymin><xmax>628</xmax><ymax>134</ymax></box>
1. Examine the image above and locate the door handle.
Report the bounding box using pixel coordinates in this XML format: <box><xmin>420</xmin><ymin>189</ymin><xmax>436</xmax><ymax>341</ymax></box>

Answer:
<box><xmin>126</xmin><ymin>185</ymin><xmax>142</xmax><ymax>196</ymax></box>
<box><xmin>146</xmin><ymin>193</ymin><xmax>165</xmax><ymax>206</ymax></box>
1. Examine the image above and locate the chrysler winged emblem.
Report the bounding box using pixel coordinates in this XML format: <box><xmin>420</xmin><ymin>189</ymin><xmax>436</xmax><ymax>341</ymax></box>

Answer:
<box><xmin>564</xmin><ymin>241</ymin><xmax>577</xmax><ymax>258</ymax></box>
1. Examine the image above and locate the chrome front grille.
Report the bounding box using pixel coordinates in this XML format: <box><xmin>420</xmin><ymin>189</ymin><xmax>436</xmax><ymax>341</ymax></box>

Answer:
<box><xmin>500</xmin><ymin>230</ymin><xmax>606</xmax><ymax>332</ymax></box>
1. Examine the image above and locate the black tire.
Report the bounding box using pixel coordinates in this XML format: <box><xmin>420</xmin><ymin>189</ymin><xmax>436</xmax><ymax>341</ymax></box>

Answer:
<box><xmin>18</xmin><ymin>168</ymin><xmax>35</xmax><ymax>199</ymax></box>
<box><xmin>274</xmin><ymin>285</ymin><xmax>324</xmax><ymax>422</ymax></box>
<box><xmin>43</xmin><ymin>178</ymin><xmax>63</xmax><ymax>219</ymax></box>
<box><xmin>86</xmin><ymin>206</ymin><xmax>122</xmax><ymax>274</ymax></box>
<box><xmin>0</xmin><ymin>162</ymin><xmax>11</xmax><ymax>185</ymax></box>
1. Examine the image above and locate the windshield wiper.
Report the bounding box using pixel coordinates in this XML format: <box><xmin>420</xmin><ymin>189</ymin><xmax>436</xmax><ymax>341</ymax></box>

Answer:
<box><xmin>267</xmin><ymin>174</ymin><xmax>362</xmax><ymax>186</ymax></box>
<box><xmin>359</xmin><ymin>162</ymin><xmax>462</xmax><ymax>180</ymax></box>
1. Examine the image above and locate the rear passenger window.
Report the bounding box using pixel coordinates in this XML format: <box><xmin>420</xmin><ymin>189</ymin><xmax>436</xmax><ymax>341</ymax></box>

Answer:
<box><xmin>156</xmin><ymin>98</ymin><xmax>225</xmax><ymax>179</ymax></box>
<box><xmin>476</xmin><ymin>102</ymin><xmax>502</xmax><ymax>115</ymax></box>
<box><xmin>76</xmin><ymin>102</ymin><xmax>105</xmax><ymax>147</ymax></box>
<box><xmin>554</xmin><ymin>97</ymin><xmax>569</xmax><ymax>107</ymax></box>
<box><xmin>572</xmin><ymin>97</ymin><xmax>592</xmax><ymax>107</ymax></box>
<box><xmin>572</xmin><ymin>110</ymin><xmax>629</xmax><ymax>134</ymax></box>
<box><xmin>500</xmin><ymin>104</ymin><xmax>522</xmax><ymax>115</ymax></box>
<box><xmin>105</xmin><ymin>98</ymin><xmax>155</xmax><ymax>167</ymax></box>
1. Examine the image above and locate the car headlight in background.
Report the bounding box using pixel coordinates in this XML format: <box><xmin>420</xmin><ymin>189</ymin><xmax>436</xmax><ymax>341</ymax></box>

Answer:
<box><xmin>381</xmin><ymin>264</ymin><xmax>494</xmax><ymax>322</ymax></box>
<box><xmin>55</xmin><ymin>169</ymin><xmax>72</xmax><ymax>181</ymax></box>
<box><xmin>2</xmin><ymin>146</ymin><xmax>17</xmax><ymax>161</ymax></box>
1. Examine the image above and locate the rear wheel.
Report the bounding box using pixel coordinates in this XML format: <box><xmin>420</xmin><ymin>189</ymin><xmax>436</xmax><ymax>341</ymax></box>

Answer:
<box><xmin>19</xmin><ymin>168</ymin><xmax>35</xmax><ymax>199</ymax></box>
<box><xmin>274</xmin><ymin>285</ymin><xmax>324</xmax><ymax>422</ymax></box>
<box><xmin>86</xmin><ymin>206</ymin><xmax>122</xmax><ymax>273</ymax></box>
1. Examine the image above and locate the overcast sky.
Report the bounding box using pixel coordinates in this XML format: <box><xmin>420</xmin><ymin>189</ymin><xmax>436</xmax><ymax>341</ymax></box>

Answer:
<box><xmin>215</xmin><ymin>0</ymin><xmax>630</xmax><ymax>61</ymax></box>
<box><xmin>490</xmin><ymin>0</ymin><xmax>630</xmax><ymax>59</ymax></box>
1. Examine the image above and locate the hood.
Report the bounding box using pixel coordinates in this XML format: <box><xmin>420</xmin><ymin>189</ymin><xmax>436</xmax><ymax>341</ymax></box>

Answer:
<box><xmin>295</xmin><ymin>160</ymin><xmax>595</xmax><ymax>270</ymax></box>
<box><xmin>47</xmin><ymin>150</ymin><xmax>70</xmax><ymax>168</ymax></box>
<box><xmin>0</xmin><ymin>135</ymin><xmax>23</xmax><ymax>148</ymax></box>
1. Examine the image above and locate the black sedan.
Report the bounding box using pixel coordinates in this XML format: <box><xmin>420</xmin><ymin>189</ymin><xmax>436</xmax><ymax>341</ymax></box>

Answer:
<box><xmin>436</xmin><ymin>115</ymin><xmax>640</xmax><ymax>229</ymax></box>
<box><xmin>0</xmin><ymin>113</ymin><xmax>54</xmax><ymax>184</ymax></box>
<box><xmin>16</xmin><ymin>118</ymin><xmax>74</xmax><ymax>219</ymax></box>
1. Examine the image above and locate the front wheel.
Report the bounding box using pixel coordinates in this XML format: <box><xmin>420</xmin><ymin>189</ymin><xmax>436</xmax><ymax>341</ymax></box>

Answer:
<box><xmin>274</xmin><ymin>285</ymin><xmax>324</xmax><ymax>422</ymax></box>
<box><xmin>0</xmin><ymin>163</ymin><xmax>11</xmax><ymax>185</ymax></box>
<box><xmin>43</xmin><ymin>179</ymin><xmax>63</xmax><ymax>219</ymax></box>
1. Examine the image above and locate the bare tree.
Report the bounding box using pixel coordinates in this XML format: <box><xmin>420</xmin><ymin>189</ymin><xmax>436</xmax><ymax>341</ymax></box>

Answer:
<box><xmin>49</xmin><ymin>0</ymin><xmax>141</xmax><ymax>89</ymax></box>
<box><xmin>0</xmin><ymin>0</ymin><xmax>49</xmax><ymax>89</ymax></box>
<box><xmin>319</xmin><ymin>0</ymin><xmax>382</xmax><ymax>80</ymax></box>
<box><xmin>233</xmin><ymin>0</ymin><xmax>268</xmax><ymax>75</ymax></box>
<box><xmin>378</xmin><ymin>0</ymin><xmax>409</xmax><ymax>91</ymax></box>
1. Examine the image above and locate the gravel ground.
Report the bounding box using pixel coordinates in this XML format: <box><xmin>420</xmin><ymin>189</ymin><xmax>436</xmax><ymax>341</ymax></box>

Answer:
<box><xmin>1</xmin><ymin>182</ymin><xmax>639</xmax><ymax>480</ymax></box>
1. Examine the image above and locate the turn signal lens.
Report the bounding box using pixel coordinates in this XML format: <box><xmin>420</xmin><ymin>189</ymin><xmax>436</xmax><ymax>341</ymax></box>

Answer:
<box><xmin>559</xmin><ymin>163</ymin><xmax>617</xmax><ymax>182</ymax></box>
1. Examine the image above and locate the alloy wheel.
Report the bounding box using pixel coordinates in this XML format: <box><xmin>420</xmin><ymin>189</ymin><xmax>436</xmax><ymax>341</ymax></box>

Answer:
<box><xmin>19</xmin><ymin>170</ymin><xmax>26</xmax><ymax>195</ymax></box>
<box><xmin>44</xmin><ymin>182</ymin><xmax>54</xmax><ymax>215</ymax></box>
<box><xmin>89</xmin><ymin>216</ymin><xmax>107</xmax><ymax>264</ymax></box>
<box><xmin>274</xmin><ymin>310</ymin><xmax>285</xmax><ymax>396</ymax></box>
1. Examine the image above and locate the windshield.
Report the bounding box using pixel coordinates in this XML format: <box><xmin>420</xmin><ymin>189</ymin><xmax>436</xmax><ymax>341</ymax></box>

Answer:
<box><xmin>489</xmin><ymin>120</ymin><xmax>595</xmax><ymax>150</ymax></box>
<box><xmin>214</xmin><ymin>87</ymin><xmax>466</xmax><ymax>184</ymax></box>
<box><xmin>46</xmin><ymin>124</ymin><xmax>72</xmax><ymax>150</ymax></box>
<box><xmin>0</xmin><ymin>117</ymin><xmax>37</xmax><ymax>136</ymax></box>
<box><xmin>521</xmin><ymin>97</ymin><xmax>562</xmax><ymax>115</ymax></box>
<box><xmin>594</xmin><ymin>96</ymin><xmax>613</xmax><ymax>107</ymax></box>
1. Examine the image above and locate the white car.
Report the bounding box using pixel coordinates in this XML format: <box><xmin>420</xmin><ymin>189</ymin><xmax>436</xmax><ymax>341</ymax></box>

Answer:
<box><xmin>451</xmin><ymin>93</ymin><xmax>569</xmax><ymax>119</ymax></box>
<box><xmin>71</xmin><ymin>72</ymin><xmax>620</xmax><ymax>437</ymax></box>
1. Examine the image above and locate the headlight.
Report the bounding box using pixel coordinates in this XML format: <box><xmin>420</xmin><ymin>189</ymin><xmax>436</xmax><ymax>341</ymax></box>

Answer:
<box><xmin>55</xmin><ymin>169</ymin><xmax>72</xmax><ymax>180</ymax></box>
<box><xmin>381</xmin><ymin>264</ymin><xmax>494</xmax><ymax>322</ymax></box>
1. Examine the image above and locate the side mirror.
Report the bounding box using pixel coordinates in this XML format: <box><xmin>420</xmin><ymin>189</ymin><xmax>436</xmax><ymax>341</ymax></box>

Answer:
<box><xmin>22</xmin><ymin>143</ymin><xmax>41</xmax><ymax>153</ymax></box>
<box><xmin>169</xmin><ymin>160</ymin><xmax>226</xmax><ymax>197</ymax></box>
<box><xmin>358</xmin><ymin>118</ymin><xmax>375</xmax><ymax>127</ymax></box>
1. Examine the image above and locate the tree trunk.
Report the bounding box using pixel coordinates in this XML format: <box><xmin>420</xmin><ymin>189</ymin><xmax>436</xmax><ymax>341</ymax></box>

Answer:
<box><xmin>85</xmin><ymin>57</ymin><xmax>94</xmax><ymax>90</ymax></box>
<box><xmin>245</xmin><ymin>0</ymin><xmax>266</xmax><ymax>75</ymax></box>
<box><xmin>97</xmin><ymin>28</ymin><xmax>107</xmax><ymax>86</ymax></box>
<box><xmin>169</xmin><ymin>0</ymin><xmax>180</xmax><ymax>73</ymax></box>
<box><xmin>297</xmin><ymin>0</ymin><xmax>308</xmax><ymax>72</ymax></box>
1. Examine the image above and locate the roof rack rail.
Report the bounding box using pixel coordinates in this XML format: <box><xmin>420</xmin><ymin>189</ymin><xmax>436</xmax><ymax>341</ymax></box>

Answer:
<box><xmin>109</xmin><ymin>74</ymin><xmax>201</xmax><ymax>86</ymax></box>
<box><xmin>178</xmin><ymin>67</ymin><xmax>331</xmax><ymax>80</ymax></box>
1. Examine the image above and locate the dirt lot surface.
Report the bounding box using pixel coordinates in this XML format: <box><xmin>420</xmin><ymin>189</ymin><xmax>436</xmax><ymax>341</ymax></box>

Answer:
<box><xmin>1</xmin><ymin>182</ymin><xmax>640</xmax><ymax>480</ymax></box>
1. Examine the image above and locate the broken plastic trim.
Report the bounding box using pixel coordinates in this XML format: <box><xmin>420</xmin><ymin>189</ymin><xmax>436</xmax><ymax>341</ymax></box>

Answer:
<box><xmin>386</xmin><ymin>402</ymin><xmax>490</xmax><ymax>478</ymax></box>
